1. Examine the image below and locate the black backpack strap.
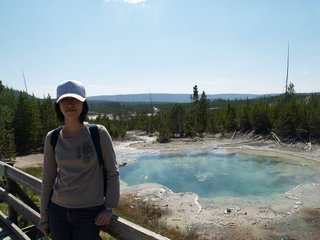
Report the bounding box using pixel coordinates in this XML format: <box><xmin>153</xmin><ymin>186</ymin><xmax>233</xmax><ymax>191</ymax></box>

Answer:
<box><xmin>49</xmin><ymin>126</ymin><xmax>63</xmax><ymax>207</ymax></box>
<box><xmin>50</xmin><ymin>126</ymin><xmax>63</xmax><ymax>151</ymax></box>
<box><xmin>89</xmin><ymin>124</ymin><xmax>104</xmax><ymax>168</ymax></box>
<box><xmin>89</xmin><ymin>124</ymin><xmax>107</xmax><ymax>197</ymax></box>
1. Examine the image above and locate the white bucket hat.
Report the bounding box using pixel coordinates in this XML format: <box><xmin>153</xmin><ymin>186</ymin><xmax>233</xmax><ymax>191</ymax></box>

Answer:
<box><xmin>56</xmin><ymin>80</ymin><xmax>86</xmax><ymax>103</ymax></box>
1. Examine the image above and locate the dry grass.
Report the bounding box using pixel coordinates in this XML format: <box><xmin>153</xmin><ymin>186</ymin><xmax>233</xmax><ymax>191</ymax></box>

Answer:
<box><xmin>114</xmin><ymin>194</ymin><xmax>202</xmax><ymax>240</ymax></box>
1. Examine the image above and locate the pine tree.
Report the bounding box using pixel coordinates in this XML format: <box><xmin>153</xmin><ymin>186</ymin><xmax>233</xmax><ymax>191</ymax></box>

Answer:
<box><xmin>207</xmin><ymin>109</ymin><xmax>224</xmax><ymax>133</ymax></box>
<box><xmin>304</xmin><ymin>94</ymin><xmax>320</xmax><ymax>138</ymax></box>
<box><xmin>169</xmin><ymin>104</ymin><xmax>185</xmax><ymax>136</ymax></box>
<box><xmin>250</xmin><ymin>101</ymin><xmax>271</xmax><ymax>134</ymax></box>
<box><xmin>14</xmin><ymin>92</ymin><xmax>42</xmax><ymax>153</ymax></box>
<box><xmin>40</xmin><ymin>95</ymin><xmax>59</xmax><ymax>137</ymax></box>
<box><xmin>198</xmin><ymin>91</ymin><xmax>208</xmax><ymax>133</ymax></box>
<box><xmin>237</xmin><ymin>99</ymin><xmax>251</xmax><ymax>131</ymax></box>
<box><xmin>272</xmin><ymin>83</ymin><xmax>300</xmax><ymax>137</ymax></box>
<box><xmin>184</xmin><ymin>109</ymin><xmax>197</xmax><ymax>137</ymax></box>
<box><xmin>157</xmin><ymin>113</ymin><xmax>170</xmax><ymax>143</ymax></box>
<box><xmin>31</xmin><ymin>95</ymin><xmax>43</xmax><ymax>149</ymax></box>
<box><xmin>0</xmin><ymin>81</ymin><xmax>16</xmax><ymax>161</ymax></box>
<box><xmin>192</xmin><ymin>85</ymin><xmax>199</xmax><ymax>103</ymax></box>
<box><xmin>224</xmin><ymin>101</ymin><xmax>236</xmax><ymax>131</ymax></box>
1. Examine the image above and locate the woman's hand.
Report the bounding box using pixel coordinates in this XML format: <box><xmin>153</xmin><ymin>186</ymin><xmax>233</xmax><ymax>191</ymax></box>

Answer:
<box><xmin>95</xmin><ymin>209</ymin><xmax>113</xmax><ymax>226</ymax></box>
<box><xmin>38</xmin><ymin>217</ymin><xmax>49</xmax><ymax>236</ymax></box>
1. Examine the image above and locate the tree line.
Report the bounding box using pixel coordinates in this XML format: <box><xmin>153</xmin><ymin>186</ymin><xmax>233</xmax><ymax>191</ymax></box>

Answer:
<box><xmin>124</xmin><ymin>84</ymin><xmax>320</xmax><ymax>143</ymax></box>
<box><xmin>1</xmin><ymin>80</ymin><xmax>320</xmax><ymax>161</ymax></box>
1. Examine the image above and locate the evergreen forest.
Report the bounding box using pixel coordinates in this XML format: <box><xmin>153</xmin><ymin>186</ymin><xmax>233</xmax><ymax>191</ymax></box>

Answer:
<box><xmin>1</xmin><ymin>80</ymin><xmax>320</xmax><ymax>161</ymax></box>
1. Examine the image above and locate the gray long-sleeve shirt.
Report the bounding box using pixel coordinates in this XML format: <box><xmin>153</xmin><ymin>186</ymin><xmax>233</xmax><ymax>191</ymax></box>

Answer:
<box><xmin>40</xmin><ymin>123</ymin><xmax>120</xmax><ymax>217</ymax></box>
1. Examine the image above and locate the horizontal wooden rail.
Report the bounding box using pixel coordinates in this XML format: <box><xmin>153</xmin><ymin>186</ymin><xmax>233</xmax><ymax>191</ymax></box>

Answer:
<box><xmin>104</xmin><ymin>216</ymin><xmax>170</xmax><ymax>240</ymax></box>
<box><xmin>0</xmin><ymin>211</ymin><xmax>31</xmax><ymax>240</ymax></box>
<box><xmin>0</xmin><ymin>162</ymin><xmax>42</xmax><ymax>194</ymax></box>
<box><xmin>0</xmin><ymin>161</ymin><xmax>170</xmax><ymax>240</ymax></box>
<box><xmin>0</xmin><ymin>187</ymin><xmax>40</xmax><ymax>225</ymax></box>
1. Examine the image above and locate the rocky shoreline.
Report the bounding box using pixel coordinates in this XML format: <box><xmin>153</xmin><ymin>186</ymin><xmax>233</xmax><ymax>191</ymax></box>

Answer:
<box><xmin>14</xmin><ymin>134</ymin><xmax>320</xmax><ymax>239</ymax></box>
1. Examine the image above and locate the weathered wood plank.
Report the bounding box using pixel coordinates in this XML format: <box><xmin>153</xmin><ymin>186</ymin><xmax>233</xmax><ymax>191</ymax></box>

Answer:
<box><xmin>0</xmin><ymin>162</ymin><xmax>42</xmax><ymax>194</ymax></box>
<box><xmin>0</xmin><ymin>211</ymin><xmax>31</xmax><ymax>240</ymax></box>
<box><xmin>7</xmin><ymin>180</ymin><xmax>40</xmax><ymax>212</ymax></box>
<box><xmin>103</xmin><ymin>215</ymin><xmax>170</xmax><ymax>240</ymax></box>
<box><xmin>0</xmin><ymin>187</ymin><xmax>40</xmax><ymax>226</ymax></box>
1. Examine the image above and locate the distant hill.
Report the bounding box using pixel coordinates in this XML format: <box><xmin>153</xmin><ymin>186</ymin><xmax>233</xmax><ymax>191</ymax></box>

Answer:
<box><xmin>87</xmin><ymin>93</ymin><xmax>273</xmax><ymax>103</ymax></box>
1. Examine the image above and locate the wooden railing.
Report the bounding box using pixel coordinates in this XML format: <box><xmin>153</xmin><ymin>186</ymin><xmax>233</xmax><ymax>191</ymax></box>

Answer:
<box><xmin>0</xmin><ymin>161</ymin><xmax>170</xmax><ymax>240</ymax></box>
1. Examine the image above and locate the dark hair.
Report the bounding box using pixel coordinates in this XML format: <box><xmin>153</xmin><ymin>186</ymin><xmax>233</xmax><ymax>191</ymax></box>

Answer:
<box><xmin>55</xmin><ymin>100</ymin><xmax>89</xmax><ymax>123</ymax></box>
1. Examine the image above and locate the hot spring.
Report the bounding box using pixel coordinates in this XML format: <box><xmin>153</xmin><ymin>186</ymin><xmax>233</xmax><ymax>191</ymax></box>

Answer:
<box><xmin>120</xmin><ymin>150</ymin><xmax>320</xmax><ymax>198</ymax></box>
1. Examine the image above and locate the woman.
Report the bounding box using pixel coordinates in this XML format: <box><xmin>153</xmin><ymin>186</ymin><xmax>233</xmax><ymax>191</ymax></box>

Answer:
<box><xmin>38</xmin><ymin>80</ymin><xmax>120</xmax><ymax>240</ymax></box>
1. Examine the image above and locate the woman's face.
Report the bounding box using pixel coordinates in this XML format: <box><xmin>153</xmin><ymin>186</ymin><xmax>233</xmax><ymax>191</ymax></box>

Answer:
<box><xmin>59</xmin><ymin>97</ymin><xmax>83</xmax><ymax>121</ymax></box>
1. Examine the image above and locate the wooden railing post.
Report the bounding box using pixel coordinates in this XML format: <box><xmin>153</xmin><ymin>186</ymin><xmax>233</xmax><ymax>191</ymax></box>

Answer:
<box><xmin>5</xmin><ymin>162</ymin><xmax>18</xmax><ymax>224</ymax></box>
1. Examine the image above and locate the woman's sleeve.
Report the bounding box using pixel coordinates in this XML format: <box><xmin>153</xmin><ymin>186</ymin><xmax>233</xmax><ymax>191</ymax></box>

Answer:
<box><xmin>40</xmin><ymin>131</ymin><xmax>57</xmax><ymax>218</ymax></box>
<box><xmin>98</xmin><ymin>125</ymin><xmax>120</xmax><ymax>208</ymax></box>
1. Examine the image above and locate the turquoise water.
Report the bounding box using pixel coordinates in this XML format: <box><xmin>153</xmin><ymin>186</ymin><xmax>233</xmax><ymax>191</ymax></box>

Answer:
<box><xmin>120</xmin><ymin>150</ymin><xmax>320</xmax><ymax>198</ymax></box>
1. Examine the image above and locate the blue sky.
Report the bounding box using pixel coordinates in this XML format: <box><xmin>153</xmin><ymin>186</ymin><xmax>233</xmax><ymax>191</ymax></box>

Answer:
<box><xmin>1</xmin><ymin>0</ymin><xmax>319</xmax><ymax>98</ymax></box>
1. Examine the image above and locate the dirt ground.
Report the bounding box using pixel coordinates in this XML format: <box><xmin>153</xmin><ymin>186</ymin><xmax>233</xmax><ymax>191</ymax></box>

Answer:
<box><xmin>14</xmin><ymin>133</ymin><xmax>320</xmax><ymax>240</ymax></box>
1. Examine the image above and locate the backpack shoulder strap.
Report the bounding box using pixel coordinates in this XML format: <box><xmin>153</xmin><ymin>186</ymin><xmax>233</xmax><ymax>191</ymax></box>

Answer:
<box><xmin>88</xmin><ymin>124</ymin><xmax>107</xmax><ymax>197</ymax></box>
<box><xmin>50</xmin><ymin>126</ymin><xmax>63</xmax><ymax>151</ymax></box>
<box><xmin>88</xmin><ymin>124</ymin><xmax>104</xmax><ymax>168</ymax></box>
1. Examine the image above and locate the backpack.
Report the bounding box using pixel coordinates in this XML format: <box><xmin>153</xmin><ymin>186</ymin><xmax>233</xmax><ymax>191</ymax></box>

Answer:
<box><xmin>50</xmin><ymin>124</ymin><xmax>107</xmax><ymax>197</ymax></box>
